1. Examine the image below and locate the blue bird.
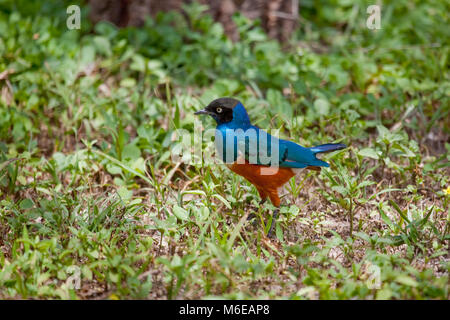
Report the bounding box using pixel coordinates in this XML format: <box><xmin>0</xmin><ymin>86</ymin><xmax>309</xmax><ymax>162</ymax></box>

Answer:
<box><xmin>195</xmin><ymin>97</ymin><xmax>346</xmax><ymax>237</ymax></box>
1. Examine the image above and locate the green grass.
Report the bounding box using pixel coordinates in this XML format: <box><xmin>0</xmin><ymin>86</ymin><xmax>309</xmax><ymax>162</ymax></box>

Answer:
<box><xmin>0</xmin><ymin>0</ymin><xmax>449</xmax><ymax>299</ymax></box>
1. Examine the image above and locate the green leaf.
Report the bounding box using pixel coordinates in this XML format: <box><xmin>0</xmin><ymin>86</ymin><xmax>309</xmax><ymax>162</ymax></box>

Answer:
<box><xmin>19</xmin><ymin>198</ymin><xmax>34</xmax><ymax>209</ymax></box>
<box><xmin>172</xmin><ymin>205</ymin><xmax>189</xmax><ymax>221</ymax></box>
<box><xmin>130</xmin><ymin>54</ymin><xmax>146</xmax><ymax>72</ymax></box>
<box><xmin>276</xmin><ymin>223</ymin><xmax>283</xmax><ymax>241</ymax></box>
<box><xmin>106</xmin><ymin>164</ymin><xmax>122</xmax><ymax>175</ymax></box>
<box><xmin>120</xmin><ymin>78</ymin><xmax>137</xmax><ymax>88</ymax></box>
<box><xmin>117</xmin><ymin>186</ymin><xmax>133</xmax><ymax>201</ymax></box>
<box><xmin>388</xmin><ymin>200</ymin><xmax>410</xmax><ymax>223</ymax></box>
<box><xmin>376</xmin><ymin>125</ymin><xmax>390</xmax><ymax>138</ymax></box>
<box><xmin>378</xmin><ymin>205</ymin><xmax>398</xmax><ymax>230</ymax></box>
<box><xmin>376</xmin><ymin>287</ymin><xmax>393</xmax><ymax>300</ymax></box>
<box><xmin>358</xmin><ymin>148</ymin><xmax>380</xmax><ymax>160</ymax></box>
<box><xmin>396</xmin><ymin>275</ymin><xmax>418</xmax><ymax>287</ymax></box>
<box><xmin>93</xmin><ymin>36</ymin><xmax>111</xmax><ymax>56</ymax></box>
<box><xmin>314</xmin><ymin>98</ymin><xmax>330</xmax><ymax>115</ymax></box>
<box><xmin>93</xmin><ymin>149</ymin><xmax>153</xmax><ymax>186</ymax></box>
<box><xmin>82</xmin><ymin>266</ymin><xmax>93</xmax><ymax>281</ymax></box>
<box><xmin>332</xmin><ymin>185</ymin><xmax>348</xmax><ymax>196</ymax></box>
<box><xmin>212</xmin><ymin>194</ymin><xmax>231</xmax><ymax>209</ymax></box>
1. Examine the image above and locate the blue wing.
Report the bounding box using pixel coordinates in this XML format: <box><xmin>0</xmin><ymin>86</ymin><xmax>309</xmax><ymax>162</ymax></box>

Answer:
<box><xmin>215</xmin><ymin>124</ymin><xmax>345</xmax><ymax>168</ymax></box>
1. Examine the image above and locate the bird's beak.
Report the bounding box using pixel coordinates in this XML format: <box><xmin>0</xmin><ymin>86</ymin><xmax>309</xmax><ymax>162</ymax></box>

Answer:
<box><xmin>194</xmin><ymin>109</ymin><xmax>211</xmax><ymax>116</ymax></box>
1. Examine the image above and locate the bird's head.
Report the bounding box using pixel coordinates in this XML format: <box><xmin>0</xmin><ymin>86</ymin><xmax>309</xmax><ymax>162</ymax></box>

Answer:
<box><xmin>195</xmin><ymin>97</ymin><xmax>249</xmax><ymax>126</ymax></box>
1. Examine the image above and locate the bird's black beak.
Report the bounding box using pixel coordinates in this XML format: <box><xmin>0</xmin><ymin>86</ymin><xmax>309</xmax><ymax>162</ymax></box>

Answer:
<box><xmin>194</xmin><ymin>109</ymin><xmax>211</xmax><ymax>116</ymax></box>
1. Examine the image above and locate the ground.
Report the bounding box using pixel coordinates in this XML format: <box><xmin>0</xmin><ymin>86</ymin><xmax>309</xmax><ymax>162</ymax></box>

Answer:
<box><xmin>0</xmin><ymin>0</ymin><xmax>448</xmax><ymax>299</ymax></box>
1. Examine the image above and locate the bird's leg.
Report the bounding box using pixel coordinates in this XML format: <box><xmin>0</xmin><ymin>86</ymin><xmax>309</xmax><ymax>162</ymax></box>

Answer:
<box><xmin>267</xmin><ymin>208</ymin><xmax>279</xmax><ymax>238</ymax></box>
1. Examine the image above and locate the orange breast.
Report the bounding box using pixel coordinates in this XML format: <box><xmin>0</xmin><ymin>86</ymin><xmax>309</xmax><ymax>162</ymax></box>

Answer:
<box><xmin>227</xmin><ymin>160</ymin><xmax>295</xmax><ymax>207</ymax></box>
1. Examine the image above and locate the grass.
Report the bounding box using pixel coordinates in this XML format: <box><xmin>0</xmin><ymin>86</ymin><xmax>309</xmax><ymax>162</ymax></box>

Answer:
<box><xmin>0</xmin><ymin>0</ymin><xmax>449</xmax><ymax>299</ymax></box>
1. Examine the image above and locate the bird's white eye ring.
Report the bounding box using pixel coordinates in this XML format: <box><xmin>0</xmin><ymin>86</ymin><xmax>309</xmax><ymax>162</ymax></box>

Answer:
<box><xmin>216</xmin><ymin>107</ymin><xmax>223</xmax><ymax>113</ymax></box>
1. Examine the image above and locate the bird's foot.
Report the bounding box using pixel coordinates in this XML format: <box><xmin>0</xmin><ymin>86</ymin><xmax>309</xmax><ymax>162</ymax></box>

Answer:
<box><xmin>247</xmin><ymin>213</ymin><xmax>259</xmax><ymax>227</ymax></box>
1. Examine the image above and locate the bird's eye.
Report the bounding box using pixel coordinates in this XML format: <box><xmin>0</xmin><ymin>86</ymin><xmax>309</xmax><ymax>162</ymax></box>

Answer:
<box><xmin>216</xmin><ymin>107</ymin><xmax>223</xmax><ymax>113</ymax></box>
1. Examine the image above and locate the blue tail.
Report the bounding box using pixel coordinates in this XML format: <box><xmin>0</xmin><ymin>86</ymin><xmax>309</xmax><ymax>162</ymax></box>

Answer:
<box><xmin>309</xmin><ymin>143</ymin><xmax>347</xmax><ymax>154</ymax></box>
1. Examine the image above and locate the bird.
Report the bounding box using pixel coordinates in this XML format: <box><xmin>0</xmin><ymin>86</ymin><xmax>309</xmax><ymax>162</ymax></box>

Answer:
<box><xmin>195</xmin><ymin>97</ymin><xmax>346</xmax><ymax>238</ymax></box>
